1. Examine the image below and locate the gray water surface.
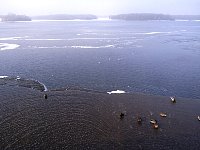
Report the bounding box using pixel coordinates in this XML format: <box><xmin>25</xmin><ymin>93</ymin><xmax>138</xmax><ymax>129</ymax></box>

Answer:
<box><xmin>0</xmin><ymin>20</ymin><xmax>200</xmax><ymax>98</ymax></box>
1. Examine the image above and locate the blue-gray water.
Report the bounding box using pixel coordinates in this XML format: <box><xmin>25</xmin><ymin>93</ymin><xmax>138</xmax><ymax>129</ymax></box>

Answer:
<box><xmin>0</xmin><ymin>20</ymin><xmax>200</xmax><ymax>99</ymax></box>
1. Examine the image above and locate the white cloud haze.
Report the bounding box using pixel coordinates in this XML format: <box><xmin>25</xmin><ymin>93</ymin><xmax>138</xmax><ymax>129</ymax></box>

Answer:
<box><xmin>0</xmin><ymin>0</ymin><xmax>199</xmax><ymax>16</ymax></box>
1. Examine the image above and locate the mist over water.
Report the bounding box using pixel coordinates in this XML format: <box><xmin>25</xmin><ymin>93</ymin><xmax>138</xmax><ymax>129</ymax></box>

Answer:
<box><xmin>1</xmin><ymin>0</ymin><xmax>200</xmax><ymax>16</ymax></box>
<box><xmin>0</xmin><ymin>20</ymin><xmax>200</xmax><ymax>99</ymax></box>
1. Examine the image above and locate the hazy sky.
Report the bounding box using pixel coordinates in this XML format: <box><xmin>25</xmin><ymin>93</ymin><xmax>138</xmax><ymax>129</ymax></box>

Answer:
<box><xmin>0</xmin><ymin>0</ymin><xmax>199</xmax><ymax>16</ymax></box>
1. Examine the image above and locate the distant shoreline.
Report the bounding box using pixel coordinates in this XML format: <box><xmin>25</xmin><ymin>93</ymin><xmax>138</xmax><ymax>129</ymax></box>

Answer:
<box><xmin>1</xmin><ymin>13</ymin><xmax>200</xmax><ymax>22</ymax></box>
<box><xmin>2</xmin><ymin>19</ymin><xmax>199</xmax><ymax>23</ymax></box>
<box><xmin>31</xmin><ymin>14</ymin><xmax>97</xmax><ymax>20</ymax></box>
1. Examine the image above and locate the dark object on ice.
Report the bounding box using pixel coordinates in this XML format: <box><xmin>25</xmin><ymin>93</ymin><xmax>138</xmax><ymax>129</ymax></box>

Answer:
<box><xmin>198</xmin><ymin>116</ymin><xmax>200</xmax><ymax>121</ymax></box>
<box><xmin>120</xmin><ymin>113</ymin><xmax>125</xmax><ymax>119</ymax></box>
<box><xmin>44</xmin><ymin>94</ymin><xmax>48</xmax><ymax>99</ymax></box>
<box><xmin>137</xmin><ymin>117</ymin><xmax>142</xmax><ymax>124</ymax></box>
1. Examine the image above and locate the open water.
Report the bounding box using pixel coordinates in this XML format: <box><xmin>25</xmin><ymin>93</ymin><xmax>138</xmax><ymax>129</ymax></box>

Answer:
<box><xmin>0</xmin><ymin>20</ymin><xmax>200</xmax><ymax>99</ymax></box>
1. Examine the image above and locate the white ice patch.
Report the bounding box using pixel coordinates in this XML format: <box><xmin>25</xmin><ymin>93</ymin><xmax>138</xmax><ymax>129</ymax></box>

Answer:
<box><xmin>145</xmin><ymin>32</ymin><xmax>162</xmax><ymax>35</ymax></box>
<box><xmin>16</xmin><ymin>76</ymin><xmax>21</xmax><ymax>80</ymax></box>
<box><xmin>104</xmin><ymin>45</ymin><xmax>115</xmax><ymax>48</ymax></box>
<box><xmin>23</xmin><ymin>37</ymin><xmax>120</xmax><ymax>41</ymax></box>
<box><xmin>136</xmin><ymin>32</ymin><xmax>171</xmax><ymax>35</ymax></box>
<box><xmin>71</xmin><ymin>45</ymin><xmax>115</xmax><ymax>49</ymax></box>
<box><xmin>0</xmin><ymin>76</ymin><xmax>8</xmax><ymax>79</ymax></box>
<box><xmin>0</xmin><ymin>37</ymin><xmax>23</xmax><ymax>41</ymax></box>
<box><xmin>175</xmin><ymin>20</ymin><xmax>189</xmax><ymax>22</ymax></box>
<box><xmin>25</xmin><ymin>38</ymin><xmax>65</xmax><ymax>41</ymax></box>
<box><xmin>32</xmin><ymin>19</ymin><xmax>92</xmax><ymax>22</ymax></box>
<box><xmin>71</xmin><ymin>46</ymin><xmax>100</xmax><ymax>49</ymax></box>
<box><xmin>29</xmin><ymin>45</ymin><xmax>104</xmax><ymax>49</ymax></box>
<box><xmin>107</xmin><ymin>90</ymin><xmax>126</xmax><ymax>94</ymax></box>
<box><xmin>96</xmin><ymin>17</ymin><xmax>111</xmax><ymax>21</ymax></box>
<box><xmin>68</xmin><ymin>37</ymin><xmax>120</xmax><ymax>40</ymax></box>
<box><xmin>0</xmin><ymin>43</ymin><xmax>20</xmax><ymax>51</ymax></box>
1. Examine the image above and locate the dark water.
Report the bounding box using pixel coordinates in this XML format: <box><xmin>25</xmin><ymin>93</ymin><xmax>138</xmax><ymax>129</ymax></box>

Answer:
<box><xmin>0</xmin><ymin>86</ymin><xmax>200</xmax><ymax>149</ymax></box>
<box><xmin>0</xmin><ymin>20</ymin><xmax>200</xmax><ymax>99</ymax></box>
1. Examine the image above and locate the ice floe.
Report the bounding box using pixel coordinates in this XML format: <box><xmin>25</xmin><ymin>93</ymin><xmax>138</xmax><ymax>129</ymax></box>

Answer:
<box><xmin>0</xmin><ymin>43</ymin><xmax>20</xmax><ymax>51</ymax></box>
<box><xmin>145</xmin><ymin>32</ymin><xmax>163</xmax><ymax>35</ymax></box>
<box><xmin>28</xmin><ymin>45</ymin><xmax>115</xmax><ymax>49</ymax></box>
<box><xmin>135</xmin><ymin>32</ymin><xmax>172</xmax><ymax>35</ymax></box>
<box><xmin>107</xmin><ymin>90</ymin><xmax>126</xmax><ymax>94</ymax></box>
<box><xmin>0</xmin><ymin>76</ymin><xmax>8</xmax><ymax>79</ymax></box>
<box><xmin>96</xmin><ymin>17</ymin><xmax>111</xmax><ymax>21</ymax></box>
<box><xmin>25</xmin><ymin>38</ymin><xmax>66</xmax><ymax>41</ymax></box>
<box><xmin>175</xmin><ymin>20</ymin><xmax>189</xmax><ymax>21</ymax></box>
<box><xmin>71</xmin><ymin>46</ymin><xmax>100</xmax><ymax>49</ymax></box>
<box><xmin>0</xmin><ymin>37</ymin><xmax>23</xmax><ymax>41</ymax></box>
<box><xmin>71</xmin><ymin>45</ymin><xmax>115</xmax><ymax>49</ymax></box>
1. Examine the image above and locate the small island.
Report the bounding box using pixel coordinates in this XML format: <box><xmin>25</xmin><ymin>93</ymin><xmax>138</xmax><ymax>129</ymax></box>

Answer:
<box><xmin>109</xmin><ymin>13</ymin><xmax>175</xmax><ymax>21</ymax></box>
<box><xmin>32</xmin><ymin>14</ymin><xmax>97</xmax><ymax>20</ymax></box>
<box><xmin>1</xmin><ymin>14</ymin><xmax>32</xmax><ymax>22</ymax></box>
<box><xmin>109</xmin><ymin>13</ymin><xmax>200</xmax><ymax>21</ymax></box>
<box><xmin>173</xmin><ymin>15</ymin><xmax>200</xmax><ymax>20</ymax></box>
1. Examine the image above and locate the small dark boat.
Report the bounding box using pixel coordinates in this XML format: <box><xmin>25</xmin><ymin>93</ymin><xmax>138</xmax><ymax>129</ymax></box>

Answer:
<box><xmin>170</xmin><ymin>97</ymin><xmax>176</xmax><ymax>103</ymax></box>
<box><xmin>137</xmin><ymin>117</ymin><xmax>142</xmax><ymax>124</ymax></box>
<box><xmin>44</xmin><ymin>94</ymin><xmax>48</xmax><ymax>99</ymax></box>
